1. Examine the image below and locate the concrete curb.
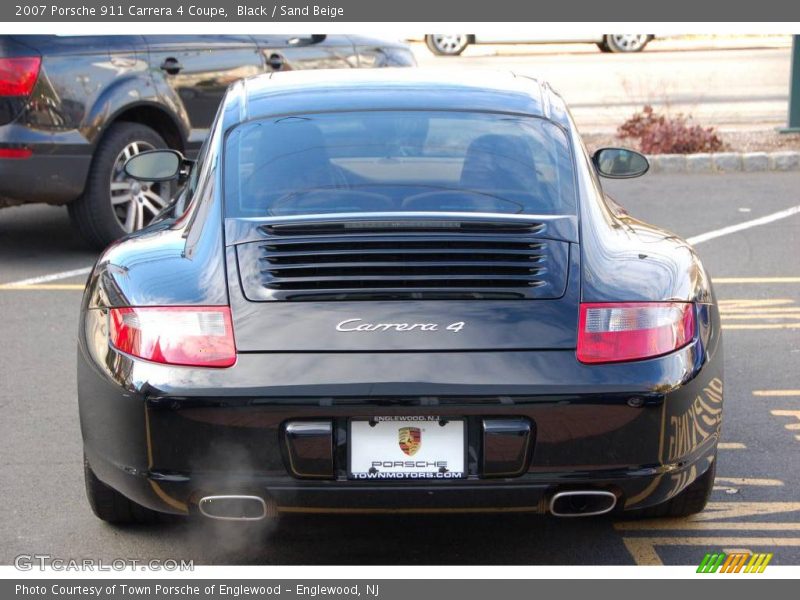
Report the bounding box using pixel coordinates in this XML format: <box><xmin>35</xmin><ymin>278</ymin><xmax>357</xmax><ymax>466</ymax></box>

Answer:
<box><xmin>647</xmin><ymin>151</ymin><xmax>800</xmax><ymax>173</ymax></box>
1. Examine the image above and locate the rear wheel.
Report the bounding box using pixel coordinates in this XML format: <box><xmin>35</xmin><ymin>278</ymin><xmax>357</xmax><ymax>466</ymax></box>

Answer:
<box><xmin>603</xmin><ymin>34</ymin><xmax>651</xmax><ymax>53</ymax></box>
<box><xmin>632</xmin><ymin>461</ymin><xmax>716</xmax><ymax>518</ymax></box>
<box><xmin>68</xmin><ymin>122</ymin><xmax>174</xmax><ymax>249</ymax></box>
<box><xmin>84</xmin><ymin>455</ymin><xmax>164</xmax><ymax>524</ymax></box>
<box><xmin>425</xmin><ymin>34</ymin><xmax>470</xmax><ymax>56</ymax></box>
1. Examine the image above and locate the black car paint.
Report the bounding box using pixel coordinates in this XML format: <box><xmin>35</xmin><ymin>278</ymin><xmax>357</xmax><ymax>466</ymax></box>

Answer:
<box><xmin>78</xmin><ymin>72</ymin><xmax>722</xmax><ymax>516</ymax></box>
<box><xmin>0</xmin><ymin>34</ymin><xmax>415</xmax><ymax>208</ymax></box>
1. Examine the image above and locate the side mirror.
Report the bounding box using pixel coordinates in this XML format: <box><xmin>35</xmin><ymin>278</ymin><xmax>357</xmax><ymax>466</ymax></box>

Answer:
<box><xmin>124</xmin><ymin>149</ymin><xmax>184</xmax><ymax>182</ymax></box>
<box><xmin>288</xmin><ymin>34</ymin><xmax>326</xmax><ymax>47</ymax></box>
<box><xmin>592</xmin><ymin>147</ymin><xmax>649</xmax><ymax>179</ymax></box>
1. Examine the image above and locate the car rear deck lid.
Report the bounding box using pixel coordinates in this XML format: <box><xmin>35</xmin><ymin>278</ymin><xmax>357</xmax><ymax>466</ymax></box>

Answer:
<box><xmin>225</xmin><ymin>213</ymin><xmax>578</xmax><ymax>246</ymax></box>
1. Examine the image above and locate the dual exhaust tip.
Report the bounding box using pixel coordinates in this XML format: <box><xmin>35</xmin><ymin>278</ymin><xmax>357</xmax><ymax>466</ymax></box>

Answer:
<box><xmin>197</xmin><ymin>490</ymin><xmax>617</xmax><ymax>520</ymax></box>
<box><xmin>198</xmin><ymin>495</ymin><xmax>273</xmax><ymax>521</ymax></box>
<box><xmin>549</xmin><ymin>490</ymin><xmax>617</xmax><ymax>517</ymax></box>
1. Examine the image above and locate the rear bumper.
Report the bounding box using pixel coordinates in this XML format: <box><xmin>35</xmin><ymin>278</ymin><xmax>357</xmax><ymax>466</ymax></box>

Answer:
<box><xmin>84</xmin><ymin>444</ymin><xmax>717</xmax><ymax>515</ymax></box>
<box><xmin>0</xmin><ymin>125</ymin><xmax>91</xmax><ymax>206</ymax></box>
<box><xmin>78</xmin><ymin>304</ymin><xmax>723</xmax><ymax>516</ymax></box>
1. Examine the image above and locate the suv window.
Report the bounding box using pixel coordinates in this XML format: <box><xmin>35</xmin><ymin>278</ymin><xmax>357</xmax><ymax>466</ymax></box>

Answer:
<box><xmin>224</xmin><ymin>111</ymin><xmax>576</xmax><ymax>217</ymax></box>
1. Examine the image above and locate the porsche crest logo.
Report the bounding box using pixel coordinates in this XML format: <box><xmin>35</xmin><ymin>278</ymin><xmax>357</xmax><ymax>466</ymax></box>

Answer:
<box><xmin>398</xmin><ymin>426</ymin><xmax>422</xmax><ymax>456</ymax></box>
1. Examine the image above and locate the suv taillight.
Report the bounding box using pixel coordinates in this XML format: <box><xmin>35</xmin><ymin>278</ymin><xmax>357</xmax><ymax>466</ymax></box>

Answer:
<box><xmin>0</xmin><ymin>57</ymin><xmax>41</xmax><ymax>96</ymax></box>
<box><xmin>109</xmin><ymin>307</ymin><xmax>236</xmax><ymax>368</ymax></box>
<box><xmin>577</xmin><ymin>302</ymin><xmax>695</xmax><ymax>364</ymax></box>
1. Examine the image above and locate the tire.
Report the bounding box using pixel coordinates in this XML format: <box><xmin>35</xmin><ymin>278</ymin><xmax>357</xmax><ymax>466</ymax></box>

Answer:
<box><xmin>425</xmin><ymin>34</ymin><xmax>470</xmax><ymax>56</ymax></box>
<box><xmin>597</xmin><ymin>41</ymin><xmax>611</xmax><ymax>53</ymax></box>
<box><xmin>631</xmin><ymin>460</ymin><xmax>716</xmax><ymax>519</ymax></box>
<box><xmin>68</xmin><ymin>122</ymin><xmax>174</xmax><ymax>249</ymax></box>
<box><xmin>603</xmin><ymin>34</ymin><xmax>651</xmax><ymax>53</ymax></box>
<box><xmin>84</xmin><ymin>455</ymin><xmax>164</xmax><ymax>524</ymax></box>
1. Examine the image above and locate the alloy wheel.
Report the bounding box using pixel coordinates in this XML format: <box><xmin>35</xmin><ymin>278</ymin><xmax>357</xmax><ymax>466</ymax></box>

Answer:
<box><xmin>109</xmin><ymin>141</ymin><xmax>171</xmax><ymax>233</ymax></box>
<box><xmin>609</xmin><ymin>34</ymin><xmax>649</xmax><ymax>52</ymax></box>
<box><xmin>430</xmin><ymin>34</ymin><xmax>469</xmax><ymax>55</ymax></box>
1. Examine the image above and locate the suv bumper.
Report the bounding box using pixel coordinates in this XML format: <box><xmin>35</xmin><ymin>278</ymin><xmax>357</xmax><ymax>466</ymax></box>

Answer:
<box><xmin>0</xmin><ymin>125</ymin><xmax>91</xmax><ymax>206</ymax></box>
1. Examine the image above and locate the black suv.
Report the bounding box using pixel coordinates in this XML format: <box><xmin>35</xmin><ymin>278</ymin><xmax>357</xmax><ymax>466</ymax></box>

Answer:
<box><xmin>0</xmin><ymin>35</ymin><xmax>415</xmax><ymax>248</ymax></box>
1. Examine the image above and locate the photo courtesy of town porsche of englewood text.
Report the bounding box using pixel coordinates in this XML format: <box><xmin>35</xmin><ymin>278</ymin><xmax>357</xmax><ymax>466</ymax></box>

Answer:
<box><xmin>0</xmin><ymin>0</ymin><xmax>799</xmax><ymax>593</ymax></box>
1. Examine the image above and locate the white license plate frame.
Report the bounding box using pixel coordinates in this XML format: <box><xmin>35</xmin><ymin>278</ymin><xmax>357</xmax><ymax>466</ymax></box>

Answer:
<box><xmin>348</xmin><ymin>417</ymin><xmax>467</xmax><ymax>481</ymax></box>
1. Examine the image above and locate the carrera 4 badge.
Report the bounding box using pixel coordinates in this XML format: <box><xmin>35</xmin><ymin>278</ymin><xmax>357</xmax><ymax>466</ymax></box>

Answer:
<box><xmin>336</xmin><ymin>318</ymin><xmax>465</xmax><ymax>333</ymax></box>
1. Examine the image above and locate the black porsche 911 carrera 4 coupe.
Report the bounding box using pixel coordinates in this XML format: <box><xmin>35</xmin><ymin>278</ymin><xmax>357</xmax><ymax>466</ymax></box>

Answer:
<box><xmin>78</xmin><ymin>70</ymin><xmax>723</xmax><ymax>524</ymax></box>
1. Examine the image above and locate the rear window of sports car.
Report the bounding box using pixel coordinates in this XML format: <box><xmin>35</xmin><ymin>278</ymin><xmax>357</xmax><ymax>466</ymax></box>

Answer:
<box><xmin>223</xmin><ymin>111</ymin><xmax>577</xmax><ymax>218</ymax></box>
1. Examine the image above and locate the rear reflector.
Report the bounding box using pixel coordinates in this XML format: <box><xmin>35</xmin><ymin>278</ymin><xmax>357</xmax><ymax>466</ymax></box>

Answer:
<box><xmin>0</xmin><ymin>57</ymin><xmax>41</xmax><ymax>97</ymax></box>
<box><xmin>577</xmin><ymin>302</ymin><xmax>695</xmax><ymax>364</ymax></box>
<box><xmin>0</xmin><ymin>147</ymin><xmax>32</xmax><ymax>159</ymax></box>
<box><xmin>109</xmin><ymin>306</ymin><xmax>236</xmax><ymax>367</ymax></box>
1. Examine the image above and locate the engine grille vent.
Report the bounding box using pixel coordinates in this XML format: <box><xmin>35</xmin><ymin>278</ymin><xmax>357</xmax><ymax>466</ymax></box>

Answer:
<box><xmin>246</xmin><ymin>220</ymin><xmax>566</xmax><ymax>301</ymax></box>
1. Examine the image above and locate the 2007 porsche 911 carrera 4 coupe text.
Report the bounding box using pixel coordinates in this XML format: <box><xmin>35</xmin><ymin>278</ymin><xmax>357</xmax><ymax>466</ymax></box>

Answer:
<box><xmin>78</xmin><ymin>70</ymin><xmax>723</xmax><ymax>524</ymax></box>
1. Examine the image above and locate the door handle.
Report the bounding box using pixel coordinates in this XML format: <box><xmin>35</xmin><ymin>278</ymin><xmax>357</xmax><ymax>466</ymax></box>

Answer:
<box><xmin>267</xmin><ymin>53</ymin><xmax>285</xmax><ymax>71</ymax></box>
<box><xmin>160</xmin><ymin>58</ymin><xmax>183</xmax><ymax>75</ymax></box>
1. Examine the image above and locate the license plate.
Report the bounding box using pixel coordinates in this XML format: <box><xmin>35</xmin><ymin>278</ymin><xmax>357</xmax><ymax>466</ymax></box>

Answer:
<box><xmin>349</xmin><ymin>417</ymin><xmax>466</xmax><ymax>480</ymax></box>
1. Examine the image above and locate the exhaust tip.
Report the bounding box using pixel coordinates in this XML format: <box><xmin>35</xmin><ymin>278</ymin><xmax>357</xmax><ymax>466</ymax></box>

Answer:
<box><xmin>198</xmin><ymin>495</ymin><xmax>270</xmax><ymax>521</ymax></box>
<box><xmin>549</xmin><ymin>490</ymin><xmax>617</xmax><ymax>517</ymax></box>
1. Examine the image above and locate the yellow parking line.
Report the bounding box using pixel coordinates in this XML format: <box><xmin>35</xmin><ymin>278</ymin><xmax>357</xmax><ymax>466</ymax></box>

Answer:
<box><xmin>714</xmin><ymin>477</ymin><xmax>783</xmax><ymax>487</ymax></box>
<box><xmin>623</xmin><ymin>536</ymin><xmax>800</xmax><ymax>566</ymax></box>
<box><xmin>754</xmin><ymin>390</ymin><xmax>800</xmax><ymax>397</ymax></box>
<box><xmin>693</xmin><ymin>502</ymin><xmax>800</xmax><ymax>521</ymax></box>
<box><xmin>717</xmin><ymin>442</ymin><xmax>747</xmax><ymax>449</ymax></box>
<box><xmin>771</xmin><ymin>409</ymin><xmax>800</xmax><ymax>419</ymax></box>
<box><xmin>723</xmin><ymin>323</ymin><xmax>800</xmax><ymax>330</ymax></box>
<box><xmin>713</xmin><ymin>277</ymin><xmax>800</xmax><ymax>283</ymax></box>
<box><xmin>0</xmin><ymin>284</ymin><xmax>84</xmax><ymax>291</ymax></box>
<box><xmin>720</xmin><ymin>314</ymin><xmax>800</xmax><ymax>319</ymax></box>
<box><xmin>616</xmin><ymin>521</ymin><xmax>800</xmax><ymax>531</ymax></box>
<box><xmin>719</xmin><ymin>299</ymin><xmax>794</xmax><ymax>306</ymax></box>
<box><xmin>721</xmin><ymin>308</ymin><xmax>800</xmax><ymax>314</ymax></box>
<box><xmin>771</xmin><ymin>410</ymin><xmax>800</xmax><ymax>438</ymax></box>
<box><xmin>723</xmin><ymin>548</ymin><xmax>753</xmax><ymax>556</ymax></box>
<box><xmin>717</xmin><ymin>296</ymin><xmax>800</xmax><ymax>329</ymax></box>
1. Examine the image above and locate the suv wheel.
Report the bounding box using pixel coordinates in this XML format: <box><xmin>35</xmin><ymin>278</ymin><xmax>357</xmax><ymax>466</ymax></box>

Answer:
<box><xmin>603</xmin><ymin>34</ymin><xmax>651</xmax><ymax>53</ymax></box>
<box><xmin>84</xmin><ymin>455</ymin><xmax>166</xmax><ymax>524</ymax></box>
<box><xmin>68</xmin><ymin>122</ymin><xmax>174</xmax><ymax>249</ymax></box>
<box><xmin>425</xmin><ymin>34</ymin><xmax>470</xmax><ymax>56</ymax></box>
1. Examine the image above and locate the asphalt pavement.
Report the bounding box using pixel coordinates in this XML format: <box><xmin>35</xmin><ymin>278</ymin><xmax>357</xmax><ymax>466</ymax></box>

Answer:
<box><xmin>0</xmin><ymin>172</ymin><xmax>799</xmax><ymax>566</ymax></box>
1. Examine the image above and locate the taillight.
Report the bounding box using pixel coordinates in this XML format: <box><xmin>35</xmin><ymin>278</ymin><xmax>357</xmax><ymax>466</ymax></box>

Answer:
<box><xmin>0</xmin><ymin>57</ymin><xmax>41</xmax><ymax>97</ymax></box>
<box><xmin>0</xmin><ymin>147</ymin><xmax>32</xmax><ymax>159</ymax></box>
<box><xmin>109</xmin><ymin>306</ymin><xmax>236</xmax><ymax>368</ymax></box>
<box><xmin>577</xmin><ymin>302</ymin><xmax>695</xmax><ymax>364</ymax></box>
